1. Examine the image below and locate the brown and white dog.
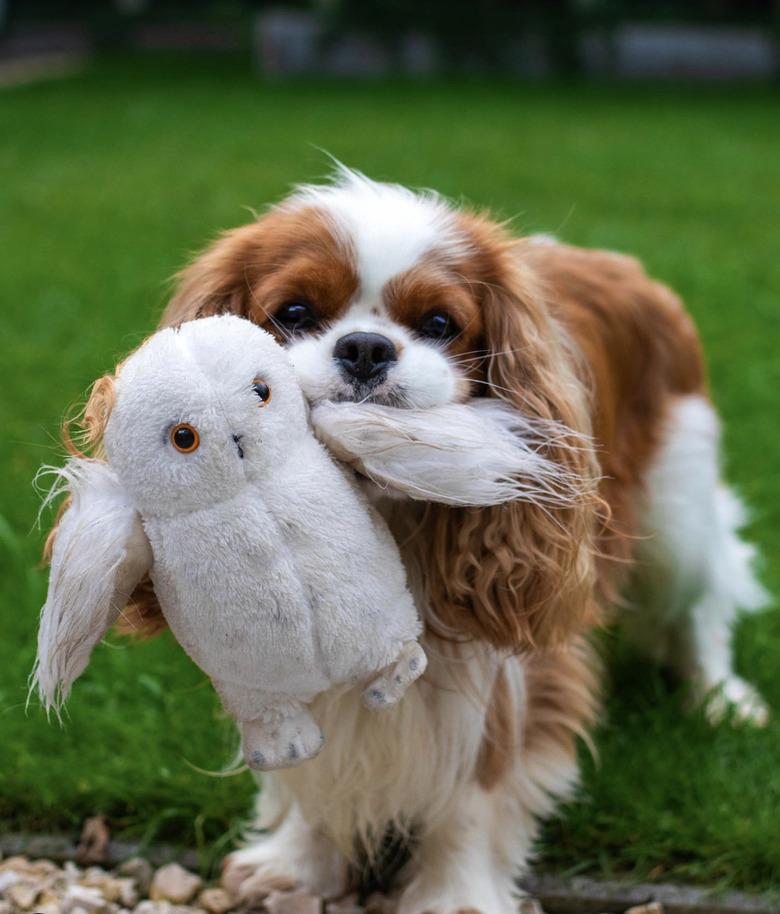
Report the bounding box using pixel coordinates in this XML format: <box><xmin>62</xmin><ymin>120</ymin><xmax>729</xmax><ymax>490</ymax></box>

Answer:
<box><xmin>128</xmin><ymin>168</ymin><xmax>766</xmax><ymax>912</ymax></box>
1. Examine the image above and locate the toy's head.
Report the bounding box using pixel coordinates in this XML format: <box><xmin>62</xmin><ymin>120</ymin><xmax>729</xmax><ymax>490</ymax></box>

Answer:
<box><xmin>103</xmin><ymin>315</ymin><xmax>309</xmax><ymax>516</ymax></box>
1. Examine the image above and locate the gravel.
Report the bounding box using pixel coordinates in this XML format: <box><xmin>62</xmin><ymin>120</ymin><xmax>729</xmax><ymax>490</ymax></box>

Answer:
<box><xmin>0</xmin><ymin>853</ymin><xmax>382</xmax><ymax>914</ymax></box>
<box><xmin>1</xmin><ymin>849</ymin><xmax>776</xmax><ymax>914</ymax></box>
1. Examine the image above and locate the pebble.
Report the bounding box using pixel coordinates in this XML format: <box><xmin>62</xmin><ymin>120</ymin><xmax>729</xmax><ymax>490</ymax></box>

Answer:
<box><xmin>324</xmin><ymin>903</ymin><xmax>364</xmax><ymax>914</ymax></box>
<box><xmin>149</xmin><ymin>865</ymin><xmax>202</xmax><ymax>905</ymax></box>
<box><xmin>35</xmin><ymin>903</ymin><xmax>62</xmax><ymax>914</ymax></box>
<box><xmin>0</xmin><ymin>859</ymin><xmax>44</xmax><ymax>877</ymax></box>
<box><xmin>133</xmin><ymin>901</ymin><xmax>173</xmax><ymax>914</ymax></box>
<box><xmin>0</xmin><ymin>875</ymin><xmax>19</xmax><ymax>895</ymax></box>
<box><xmin>80</xmin><ymin>868</ymin><xmax>136</xmax><ymax>904</ymax></box>
<box><xmin>196</xmin><ymin>888</ymin><xmax>233</xmax><ymax>914</ymax></box>
<box><xmin>518</xmin><ymin>898</ymin><xmax>545</xmax><ymax>914</ymax></box>
<box><xmin>6</xmin><ymin>881</ymin><xmax>41</xmax><ymax>910</ymax></box>
<box><xmin>60</xmin><ymin>884</ymin><xmax>115</xmax><ymax>914</ymax></box>
<box><xmin>626</xmin><ymin>905</ymin><xmax>664</xmax><ymax>914</ymax></box>
<box><xmin>325</xmin><ymin>892</ymin><xmax>363</xmax><ymax>914</ymax></box>
<box><xmin>116</xmin><ymin>859</ymin><xmax>154</xmax><ymax>898</ymax></box>
<box><xmin>263</xmin><ymin>889</ymin><xmax>322</xmax><ymax>914</ymax></box>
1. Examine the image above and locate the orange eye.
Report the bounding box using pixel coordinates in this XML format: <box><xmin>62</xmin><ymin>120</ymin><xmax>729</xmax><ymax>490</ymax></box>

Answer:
<box><xmin>171</xmin><ymin>424</ymin><xmax>200</xmax><ymax>453</ymax></box>
<box><xmin>252</xmin><ymin>378</ymin><xmax>272</xmax><ymax>406</ymax></box>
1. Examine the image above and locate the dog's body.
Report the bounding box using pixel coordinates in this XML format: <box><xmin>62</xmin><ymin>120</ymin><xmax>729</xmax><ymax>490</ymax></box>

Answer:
<box><xmin>128</xmin><ymin>171</ymin><xmax>765</xmax><ymax>912</ymax></box>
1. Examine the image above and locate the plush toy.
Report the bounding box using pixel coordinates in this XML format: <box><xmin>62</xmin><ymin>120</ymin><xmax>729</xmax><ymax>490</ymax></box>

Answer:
<box><xmin>34</xmin><ymin>315</ymin><xmax>427</xmax><ymax>771</ymax></box>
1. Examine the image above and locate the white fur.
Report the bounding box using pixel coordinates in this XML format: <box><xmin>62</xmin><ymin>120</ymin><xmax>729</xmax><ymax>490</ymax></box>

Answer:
<box><xmin>285</xmin><ymin>167</ymin><xmax>467</xmax><ymax>308</ymax></box>
<box><xmin>311</xmin><ymin>399</ymin><xmax>593</xmax><ymax>508</ymax></box>
<box><xmin>32</xmin><ymin>460</ymin><xmax>152</xmax><ymax>715</ymax></box>
<box><xmin>226</xmin><ymin>641</ymin><xmax>579</xmax><ymax>914</ymax></box>
<box><xmin>628</xmin><ymin>394</ymin><xmax>768</xmax><ymax>722</ymax></box>
<box><xmin>284</xmin><ymin>168</ymin><xmax>472</xmax><ymax>410</ymax></box>
<box><xmin>288</xmin><ymin>318</ymin><xmax>462</xmax><ymax>410</ymax></box>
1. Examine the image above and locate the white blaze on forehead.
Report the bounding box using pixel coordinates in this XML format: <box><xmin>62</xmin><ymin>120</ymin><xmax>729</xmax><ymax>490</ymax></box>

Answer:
<box><xmin>283</xmin><ymin>168</ymin><xmax>466</xmax><ymax>306</ymax></box>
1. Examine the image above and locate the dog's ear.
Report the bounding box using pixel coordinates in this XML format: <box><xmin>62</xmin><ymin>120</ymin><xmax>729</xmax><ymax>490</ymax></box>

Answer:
<box><xmin>162</xmin><ymin>221</ymin><xmax>269</xmax><ymax>326</ymax></box>
<box><xmin>418</xmin><ymin>246</ymin><xmax>601</xmax><ymax>652</ymax></box>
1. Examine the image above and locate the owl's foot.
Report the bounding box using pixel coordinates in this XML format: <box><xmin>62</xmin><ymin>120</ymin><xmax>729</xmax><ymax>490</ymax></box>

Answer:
<box><xmin>362</xmin><ymin>640</ymin><xmax>427</xmax><ymax>710</ymax></box>
<box><xmin>242</xmin><ymin>705</ymin><xmax>325</xmax><ymax>771</ymax></box>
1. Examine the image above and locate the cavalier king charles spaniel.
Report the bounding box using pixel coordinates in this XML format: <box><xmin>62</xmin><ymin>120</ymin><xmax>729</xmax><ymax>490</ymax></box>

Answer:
<box><xmin>118</xmin><ymin>168</ymin><xmax>766</xmax><ymax>913</ymax></box>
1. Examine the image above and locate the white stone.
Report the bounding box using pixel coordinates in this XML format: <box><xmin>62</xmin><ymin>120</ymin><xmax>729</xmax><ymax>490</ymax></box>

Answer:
<box><xmin>61</xmin><ymin>883</ymin><xmax>114</xmax><ymax>914</ymax></box>
<box><xmin>0</xmin><ymin>872</ymin><xmax>20</xmax><ymax>893</ymax></box>
<box><xmin>518</xmin><ymin>898</ymin><xmax>545</xmax><ymax>914</ymax></box>
<box><xmin>150</xmin><ymin>865</ymin><xmax>202</xmax><ymax>905</ymax></box>
<box><xmin>264</xmin><ymin>890</ymin><xmax>322</xmax><ymax>914</ymax></box>
<box><xmin>115</xmin><ymin>858</ymin><xmax>153</xmax><ymax>897</ymax></box>
<box><xmin>134</xmin><ymin>901</ymin><xmax>172</xmax><ymax>914</ymax></box>
<box><xmin>5</xmin><ymin>882</ymin><xmax>40</xmax><ymax>910</ymax></box>
<box><xmin>197</xmin><ymin>887</ymin><xmax>234</xmax><ymax>914</ymax></box>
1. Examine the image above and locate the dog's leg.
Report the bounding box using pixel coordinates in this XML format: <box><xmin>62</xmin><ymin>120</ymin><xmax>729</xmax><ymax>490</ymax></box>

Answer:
<box><xmin>628</xmin><ymin>395</ymin><xmax>768</xmax><ymax>723</ymax></box>
<box><xmin>395</xmin><ymin>783</ymin><xmax>528</xmax><ymax>914</ymax></box>
<box><xmin>222</xmin><ymin>802</ymin><xmax>349</xmax><ymax>902</ymax></box>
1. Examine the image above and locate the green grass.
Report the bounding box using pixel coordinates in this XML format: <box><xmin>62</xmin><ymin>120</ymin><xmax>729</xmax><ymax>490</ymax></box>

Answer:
<box><xmin>1</xmin><ymin>54</ymin><xmax>779</xmax><ymax>888</ymax></box>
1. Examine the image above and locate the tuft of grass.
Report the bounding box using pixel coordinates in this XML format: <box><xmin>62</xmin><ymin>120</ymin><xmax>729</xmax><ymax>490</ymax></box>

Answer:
<box><xmin>1</xmin><ymin>54</ymin><xmax>778</xmax><ymax>888</ymax></box>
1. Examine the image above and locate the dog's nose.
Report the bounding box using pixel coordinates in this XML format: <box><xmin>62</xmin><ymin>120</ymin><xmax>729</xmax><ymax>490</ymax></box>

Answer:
<box><xmin>333</xmin><ymin>332</ymin><xmax>397</xmax><ymax>384</ymax></box>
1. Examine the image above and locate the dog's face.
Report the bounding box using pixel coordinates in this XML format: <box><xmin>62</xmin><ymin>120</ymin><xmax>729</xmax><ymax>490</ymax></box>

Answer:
<box><xmin>273</xmin><ymin>177</ymin><xmax>487</xmax><ymax>410</ymax></box>
<box><xmin>168</xmin><ymin>170</ymin><xmax>499</xmax><ymax>412</ymax></box>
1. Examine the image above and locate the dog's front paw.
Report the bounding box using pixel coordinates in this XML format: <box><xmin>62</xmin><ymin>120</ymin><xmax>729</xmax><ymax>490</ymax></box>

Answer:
<box><xmin>702</xmin><ymin>676</ymin><xmax>769</xmax><ymax>726</ymax></box>
<box><xmin>222</xmin><ymin>845</ymin><xmax>298</xmax><ymax>905</ymax></box>
<box><xmin>222</xmin><ymin>824</ymin><xmax>349</xmax><ymax>902</ymax></box>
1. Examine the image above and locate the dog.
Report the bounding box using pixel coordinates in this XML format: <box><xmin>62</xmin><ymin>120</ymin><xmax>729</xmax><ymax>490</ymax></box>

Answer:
<box><xmin>118</xmin><ymin>168</ymin><xmax>767</xmax><ymax>912</ymax></box>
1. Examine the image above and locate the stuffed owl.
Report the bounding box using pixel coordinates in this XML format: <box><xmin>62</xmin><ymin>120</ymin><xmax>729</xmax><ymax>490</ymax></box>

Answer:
<box><xmin>34</xmin><ymin>315</ymin><xmax>427</xmax><ymax>771</ymax></box>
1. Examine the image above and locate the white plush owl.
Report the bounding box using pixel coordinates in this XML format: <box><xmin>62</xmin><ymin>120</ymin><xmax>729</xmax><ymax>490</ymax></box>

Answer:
<box><xmin>34</xmin><ymin>315</ymin><xmax>427</xmax><ymax>771</ymax></box>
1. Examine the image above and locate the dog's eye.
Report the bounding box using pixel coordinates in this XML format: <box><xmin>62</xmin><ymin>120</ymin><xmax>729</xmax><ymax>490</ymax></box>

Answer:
<box><xmin>273</xmin><ymin>300</ymin><xmax>319</xmax><ymax>334</ymax></box>
<box><xmin>171</xmin><ymin>423</ymin><xmax>200</xmax><ymax>453</ymax></box>
<box><xmin>252</xmin><ymin>378</ymin><xmax>272</xmax><ymax>405</ymax></box>
<box><xmin>418</xmin><ymin>311</ymin><xmax>459</xmax><ymax>342</ymax></box>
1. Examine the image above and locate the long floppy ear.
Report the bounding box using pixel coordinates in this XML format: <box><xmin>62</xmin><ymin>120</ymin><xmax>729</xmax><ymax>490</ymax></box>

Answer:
<box><xmin>417</xmin><ymin>244</ymin><xmax>601</xmax><ymax>652</ymax></box>
<box><xmin>162</xmin><ymin>222</ymin><xmax>265</xmax><ymax>326</ymax></box>
<box><xmin>33</xmin><ymin>459</ymin><xmax>153</xmax><ymax>714</ymax></box>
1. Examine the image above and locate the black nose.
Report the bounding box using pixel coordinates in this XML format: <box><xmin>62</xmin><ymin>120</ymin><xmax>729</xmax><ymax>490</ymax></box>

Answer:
<box><xmin>333</xmin><ymin>332</ymin><xmax>397</xmax><ymax>384</ymax></box>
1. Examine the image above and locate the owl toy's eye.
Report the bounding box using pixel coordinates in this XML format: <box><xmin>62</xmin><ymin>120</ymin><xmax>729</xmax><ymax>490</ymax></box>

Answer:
<box><xmin>252</xmin><ymin>378</ymin><xmax>272</xmax><ymax>406</ymax></box>
<box><xmin>171</xmin><ymin>424</ymin><xmax>200</xmax><ymax>453</ymax></box>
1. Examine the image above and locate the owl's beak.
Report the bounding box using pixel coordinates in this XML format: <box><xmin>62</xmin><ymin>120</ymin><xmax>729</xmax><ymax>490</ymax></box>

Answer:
<box><xmin>232</xmin><ymin>434</ymin><xmax>244</xmax><ymax>460</ymax></box>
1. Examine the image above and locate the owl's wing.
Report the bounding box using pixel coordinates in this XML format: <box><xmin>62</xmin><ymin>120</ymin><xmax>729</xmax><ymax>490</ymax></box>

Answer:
<box><xmin>33</xmin><ymin>459</ymin><xmax>153</xmax><ymax>715</ymax></box>
<box><xmin>311</xmin><ymin>400</ymin><xmax>590</xmax><ymax>508</ymax></box>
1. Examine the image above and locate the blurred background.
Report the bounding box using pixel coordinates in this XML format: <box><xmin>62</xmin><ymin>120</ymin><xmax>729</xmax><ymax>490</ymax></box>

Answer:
<box><xmin>1</xmin><ymin>0</ymin><xmax>779</xmax><ymax>80</ymax></box>
<box><xmin>1</xmin><ymin>0</ymin><xmax>779</xmax><ymax>893</ymax></box>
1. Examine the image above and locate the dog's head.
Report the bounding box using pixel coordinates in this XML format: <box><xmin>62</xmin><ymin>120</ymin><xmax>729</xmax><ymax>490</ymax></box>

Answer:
<box><xmin>161</xmin><ymin>169</ymin><xmax>599</xmax><ymax>651</ymax></box>
<box><xmin>166</xmin><ymin>169</ymin><xmax>562</xmax><ymax>411</ymax></box>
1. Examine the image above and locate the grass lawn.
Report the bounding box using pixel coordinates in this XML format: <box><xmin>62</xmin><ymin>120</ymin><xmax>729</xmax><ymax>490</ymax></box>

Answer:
<box><xmin>1</xmin><ymin>54</ymin><xmax>779</xmax><ymax>890</ymax></box>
